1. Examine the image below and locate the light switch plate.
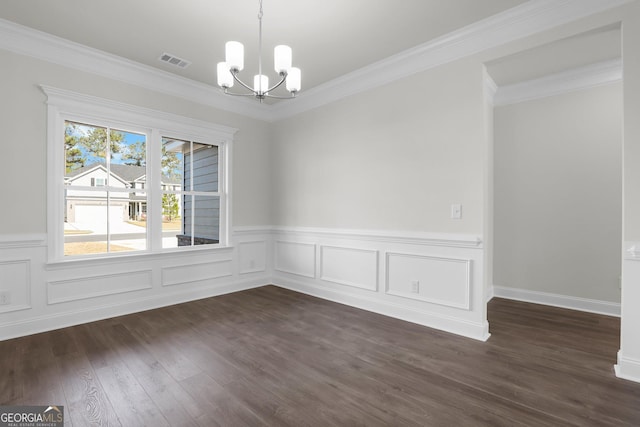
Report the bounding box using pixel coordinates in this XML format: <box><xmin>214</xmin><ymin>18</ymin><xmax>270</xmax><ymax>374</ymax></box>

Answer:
<box><xmin>451</xmin><ymin>204</ymin><xmax>462</xmax><ymax>219</ymax></box>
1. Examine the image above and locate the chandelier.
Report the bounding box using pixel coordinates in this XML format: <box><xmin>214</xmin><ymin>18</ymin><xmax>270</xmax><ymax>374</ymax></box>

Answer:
<box><xmin>216</xmin><ymin>0</ymin><xmax>301</xmax><ymax>101</ymax></box>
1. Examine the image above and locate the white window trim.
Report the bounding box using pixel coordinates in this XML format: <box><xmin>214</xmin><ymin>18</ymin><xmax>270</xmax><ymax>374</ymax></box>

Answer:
<box><xmin>42</xmin><ymin>85</ymin><xmax>237</xmax><ymax>263</ymax></box>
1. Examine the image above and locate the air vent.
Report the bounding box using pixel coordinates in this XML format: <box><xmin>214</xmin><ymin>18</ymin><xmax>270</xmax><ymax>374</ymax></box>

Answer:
<box><xmin>158</xmin><ymin>52</ymin><xmax>191</xmax><ymax>69</ymax></box>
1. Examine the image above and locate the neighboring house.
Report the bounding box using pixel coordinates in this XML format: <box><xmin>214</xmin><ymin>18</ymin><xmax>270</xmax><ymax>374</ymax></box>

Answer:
<box><xmin>64</xmin><ymin>163</ymin><xmax>181</xmax><ymax>224</ymax></box>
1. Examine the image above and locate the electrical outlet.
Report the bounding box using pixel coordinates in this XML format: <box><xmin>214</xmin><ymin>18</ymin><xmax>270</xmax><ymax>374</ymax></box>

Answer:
<box><xmin>0</xmin><ymin>292</ymin><xmax>11</xmax><ymax>305</ymax></box>
<box><xmin>411</xmin><ymin>280</ymin><xmax>420</xmax><ymax>293</ymax></box>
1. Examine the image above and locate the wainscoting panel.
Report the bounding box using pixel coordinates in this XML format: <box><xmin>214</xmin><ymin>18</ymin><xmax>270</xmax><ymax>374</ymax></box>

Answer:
<box><xmin>238</xmin><ymin>240</ymin><xmax>267</xmax><ymax>275</ymax></box>
<box><xmin>162</xmin><ymin>259</ymin><xmax>233</xmax><ymax>287</ymax></box>
<box><xmin>48</xmin><ymin>269</ymin><xmax>153</xmax><ymax>304</ymax></box>
<box><xmin>320</xmin><ymin>245</ymin><xmax>378</xmax><ymax>291</ymax></box>
<box><xmin>271</xmin><ymin>227</ymin><xmax>489</xmax><ymax>341</ymax></box>
<box><xmin>274</xmin><ymin>240</ymin><xmax>316</xmax><ymax>278</ymax></box>
<box><xmin>386</xmin><ymin>252</ymin><xmax>471</xmax><ymax>310</ymax></box>
<box><xmin>0</xmin><ymin>259</ymin><xmax>31</xmax><ymax>313</ymax></box>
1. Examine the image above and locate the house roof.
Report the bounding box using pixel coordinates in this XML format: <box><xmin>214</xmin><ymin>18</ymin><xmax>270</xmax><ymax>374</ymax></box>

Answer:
<box><xmin>66</xmin><ymin>163</ymin><xmax>181</xmax><ymax>185</ymax></box>
<box><xmin>66</xmin><ymin>163</ymin><xmax>145</xmax><ymax>181</ymax></box>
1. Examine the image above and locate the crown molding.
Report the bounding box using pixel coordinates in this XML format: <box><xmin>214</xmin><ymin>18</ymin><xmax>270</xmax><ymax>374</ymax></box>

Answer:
<box><xmin>268</xmin><ymin>0</ymin><xmax>632</xmax><ymax>120</ymax></box>
<box><xmin>0</xmin><ymin>0</ymin><xmax>632</xmax><ymax>122</ymax></box>
<box><xmin>493</xmin><ymin>58</ymin><xmax>622</xmax><ymax>106</ymax></box>
<box><xmin>0</xmin><ymin>18</ymin><xmax>272</xmax><ymax>122</ymax></box>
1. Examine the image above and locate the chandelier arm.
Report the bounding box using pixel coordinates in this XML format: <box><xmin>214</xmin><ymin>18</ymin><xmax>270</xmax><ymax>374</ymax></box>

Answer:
<box><xmin>223</xmin><ymin>90</ymin><xmax>258</xmax><ymax>97</ymax></box>
<box><xmin>230</xmin><ymin>70</ymin><xmax>256</xmax><ymax>93</ymax></box>
<box><xmin>265</xmin><ymin>73</ymin><xmax>288</xmax><ymax>93</ymax></box>
<box><xmin>264</xmin><ymin>93</ymin><xmax>298</xmax><ymax>99</ymax></box>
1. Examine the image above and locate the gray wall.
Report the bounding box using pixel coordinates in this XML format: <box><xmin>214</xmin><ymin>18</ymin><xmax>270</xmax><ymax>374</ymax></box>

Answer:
<box><xmin>493</xmin><ymin>82</ymin><xmax>623</xmax><ymax>302</ymax></box>
<box><xmin>271</xmin><ymin>59</ymin><xmax>487</xmax><ymax>234</ymax></box>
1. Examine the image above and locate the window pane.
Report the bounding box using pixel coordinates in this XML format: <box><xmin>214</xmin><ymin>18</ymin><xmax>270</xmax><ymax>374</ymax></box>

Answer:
<box><xmin>163</xmin><ymin>195</ymin><xmax>219</xmax><ymax>248</ymax></box>
<box><xmin>64</xmin><ymin>189</ymin><xmax>108</xmax><ymax>256</ymax></box>
<box><xmin>162</xmin><ymin>137</ymin><xmax>185</xmax><ymax>190</ymax></box>
<box><xmin>161</xmin><ymin>191</ymin><xmax>183</xmax><ymax>249</ymax></box>
<box><xmin>111</xmin><ymin>128</ymin><xmax>147</xmax><ymax>191</ymax></box>
<box><xmin>184</xmin><ymin>195</ymin><xmax>220</xmax><ymax>246</ymax></box>
<box><xmin>113</xmin><ymin>129</ymin><xmax>146</xmax><ymax>167</ymax></box>
<box><xmin>65</xmin><ymin>121</ymin><xmax>107</xmax><ymax>176</ymax></box>
<box><xmin>63</xmin><ymin>124</ymin><xmax>148</xmax><ymax>257</ymax></box>
<box><xmin>189</xmin><ymin>144</ymin><xmax>219</xmax><ymax>192</ymax></box>
<box><xmin>122</xmin><ymin>190</ymin><xmax>149</xmax><ymax>248</ymax></box>
<box><xmin>64</xmin><ymin>189</ymin><xmax>147</xmax><ymax>256</ymax></box>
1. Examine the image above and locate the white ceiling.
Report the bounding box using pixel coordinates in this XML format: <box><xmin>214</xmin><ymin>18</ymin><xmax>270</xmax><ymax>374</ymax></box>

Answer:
<box><xmin>0</xmin><ymin>0</ymin><xmax>528</xmax><ymax>94</ymax></box>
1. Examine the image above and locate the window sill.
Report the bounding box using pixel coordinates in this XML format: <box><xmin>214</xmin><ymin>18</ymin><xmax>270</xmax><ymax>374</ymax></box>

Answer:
<box><xmin>46</xmin><ymin>244</ymin><xmax>234</xmax><ymax>271</ymax></box>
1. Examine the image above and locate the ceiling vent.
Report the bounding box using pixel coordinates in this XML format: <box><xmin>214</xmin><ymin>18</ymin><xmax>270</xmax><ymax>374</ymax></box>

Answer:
<box><xmin>158</xmin><ymin>52</ymin><xmax>191</xmax><ymax>69</ymax></box>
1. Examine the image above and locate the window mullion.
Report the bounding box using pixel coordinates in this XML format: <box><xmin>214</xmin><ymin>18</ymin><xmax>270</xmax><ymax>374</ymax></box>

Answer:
<box><xmin>106</xmin><ymin>126</ymin><xmax>111</xmax><ymax>253</ymax></box>
<box><xmin>190</xmin><ymin>141</ymin><xmax>194</xmax><ymax>246</ymax></box>
<box><xmin>149</xmin><ymin>129</ymin><xmax>163</xmax><ymax>252</ymax></box>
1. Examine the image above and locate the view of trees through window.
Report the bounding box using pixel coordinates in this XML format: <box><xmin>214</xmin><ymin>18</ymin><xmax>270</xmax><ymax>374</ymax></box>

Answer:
<box><xmin>63</xmin><ymin>121</ymin><xmax>220</xmax><ymax>257</ymax></box>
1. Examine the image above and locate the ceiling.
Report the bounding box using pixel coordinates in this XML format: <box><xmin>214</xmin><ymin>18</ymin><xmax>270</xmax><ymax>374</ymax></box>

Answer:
<box><xmin>0</xmin><ymin>0</ymin><xmax>529</xmax><ymax>95</ymax></box>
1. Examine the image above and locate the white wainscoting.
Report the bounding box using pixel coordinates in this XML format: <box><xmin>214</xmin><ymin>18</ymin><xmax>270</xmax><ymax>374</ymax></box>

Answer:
<box><xmin>0</xmin><ymin>229</ymin><xmax>271</xmax><ymax>340</ymax></box>
<box><xmin>320</xmin><ymin>245</ymin><xmax>378</xmax><ymax>291</ymax></box>
<box><xmin>386</xmin><ymin>252</ymin><xmax>471</xmax><ymax>310</ymax></box>
<box><xmin>0</xmin><ymin>259</ymin><xmax>32</xmax><ymax>313</ymax></box>
<box><xmin>162</xmin><ymin>260</ymin><xmax>233</xmax><ymax>287</ymax></box>
<box><xmin>238</xmin><ymin>240</ymin><xmax>268</xmax><ymax>275</ymax></box>
<box><xmin>492</xmin><ymin>286</ymin><xmax>621</xmax><ymax>317</ymax></box>
<box><xmin>48</xmin><ymin>269</ymin><xmax>153</xmax><ymax>304</ymax></box>
<box><xmin>271</xmin><ymin>227</ymin><xmax>489</xmax><ymax>341</ymax></box>
<box><xmin>616</xmin><ymin>252</ymin><xmax>640</xmax><ymax>383</ymax></box>
<box><xmin>0</xmin><ymin>227</ymin><xmax>489</xmax><ymax>342</ymax></box>
<box><xmin>274</xmin><ymin>240</ymin><xmax>316</xmax><ymax>278</ymax></box>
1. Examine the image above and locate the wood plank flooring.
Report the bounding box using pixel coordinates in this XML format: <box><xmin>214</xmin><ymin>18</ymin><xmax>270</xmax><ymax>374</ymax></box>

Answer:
<box><xmin>1</xmin><ymin>285</ymin><xmax>639</xmax><ymax>426</ymax></box>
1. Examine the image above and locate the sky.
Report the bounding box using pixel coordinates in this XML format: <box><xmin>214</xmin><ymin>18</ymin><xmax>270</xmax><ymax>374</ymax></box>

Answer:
<box><xmin>65</xmin><ymin>121</ymin><xmax>186</xmax><ymax>182</ymax></box>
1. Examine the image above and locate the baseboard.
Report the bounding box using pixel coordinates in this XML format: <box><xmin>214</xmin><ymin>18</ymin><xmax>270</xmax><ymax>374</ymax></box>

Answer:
<box><xmin>273</xmin><ymin>277</ymin><xmax>491</xmax><ymax>342</ymax></box>
<box><xmin>615</xmin><ymin>351</ymin><xmax>640</xmax><ymax>383</ymax></box>
<box><xmin>485</xmin><ymin>285</ymin><xmax>495</xmax><ymax>303</ymax></box>
<box><xmin>493</xmin><ymin>286</ymin><xmax>620</xmax><ymax>317</ymax></box>
<box><xmin>0</xmin><ymin>278</ymin><xmax>267</xmax><ymax>341</ymax></box>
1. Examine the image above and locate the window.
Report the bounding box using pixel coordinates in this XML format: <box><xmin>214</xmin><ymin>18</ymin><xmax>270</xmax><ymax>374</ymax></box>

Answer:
<box><xmin>161</xmin><ymin>137</ymin><xmax>220</xmax><ymax>248</ymax></box>
<box><xmin>44</xmin><ymin>86</ymin><xmax>236</xmax><ymax>261</ymax></box>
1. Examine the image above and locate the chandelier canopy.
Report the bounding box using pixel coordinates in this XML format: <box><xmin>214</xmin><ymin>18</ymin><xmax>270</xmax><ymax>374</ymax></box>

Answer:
<box><xmin>217</xmin><ymin>0</ymin><xmax>301</xmax><ymax>101</ymax></box>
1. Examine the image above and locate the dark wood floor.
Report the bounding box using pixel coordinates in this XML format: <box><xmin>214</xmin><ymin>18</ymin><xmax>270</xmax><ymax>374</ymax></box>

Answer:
<box><xmin>1</xmin><ymin>285</ymin><xmax>639</xmax><ymax>426</ymax></box>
